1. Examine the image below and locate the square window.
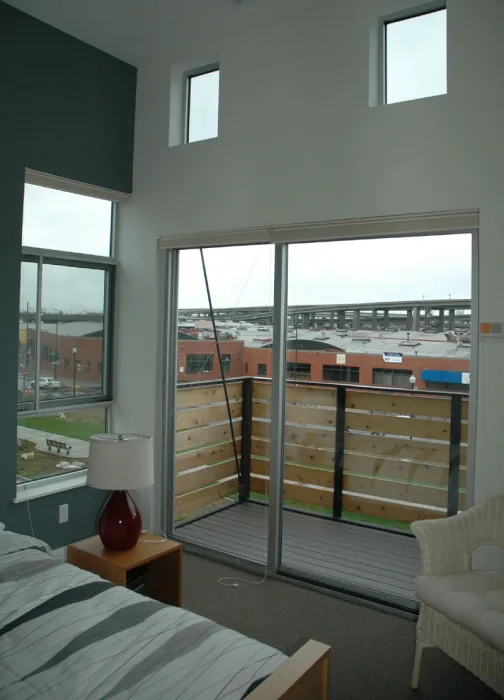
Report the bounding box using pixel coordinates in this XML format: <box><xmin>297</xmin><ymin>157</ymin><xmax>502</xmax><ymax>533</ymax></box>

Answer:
<box><xmin>372</xmin><ymin>368</ymin><xmax>412</xmax><ymax>388</ymax></box>
<box><xmin>186</xmin><ymin>354</ymin><xmax>214</xmax><ymax>374</ymax></box>
<box><xmin>186</xmin><ymin>68</ymin><xmax>220</xmax><ymax>143</ymax></box>
<box><xmin>385</xmin><ymin>8</ymin><xmax>447</xmax><ymax>105</ymax></box>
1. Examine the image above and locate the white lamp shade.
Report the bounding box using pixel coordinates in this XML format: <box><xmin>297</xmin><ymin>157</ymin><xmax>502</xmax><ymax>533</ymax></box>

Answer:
<box><xmin>87</xmin><ymin>434</ymin><xmax>154</xmax><ymax>491</ymax></box>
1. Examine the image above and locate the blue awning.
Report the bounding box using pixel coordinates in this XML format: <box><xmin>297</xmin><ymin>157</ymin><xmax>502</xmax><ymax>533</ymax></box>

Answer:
<box><xmin>421</xmin><ymin>369</ymin><xmax>464</xmax><ymax>384</ymax></box>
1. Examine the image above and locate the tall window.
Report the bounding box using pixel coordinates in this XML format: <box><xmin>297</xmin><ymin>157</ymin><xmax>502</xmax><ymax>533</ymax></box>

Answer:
<box><xmin>385</xmin><ymin>8</ymin><xmax>447</xmax><ymax>105</ymax></box>
<box><xmin>257</xmin><ymin>363</ymin><xmax>268</xmax><ymax>377</ymax></box>
<box><xmin>221</xmin><ymin>354</ymin><xmax>231</xmax><ymax>374</ymax></box>
<box><xmin>17</xmin><ymin>181</ymin><xmax>115</xmax><ymax>485</ymax></box>
<box><xmin>186</xmin><ymin>67</ymin><xmax>220</xmax><ymax>143</ymax></box>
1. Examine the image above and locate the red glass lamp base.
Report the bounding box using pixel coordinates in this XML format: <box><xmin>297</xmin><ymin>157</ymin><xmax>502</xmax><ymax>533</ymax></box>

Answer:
<box><xmin>98</xmin><ymin>490</ymin><xmax>142</xmax><ymax>551</ymax></box>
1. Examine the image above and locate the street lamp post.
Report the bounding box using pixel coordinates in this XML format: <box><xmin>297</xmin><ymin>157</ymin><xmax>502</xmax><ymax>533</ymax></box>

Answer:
<box><xmin>53</xmin><ymin>320</ymin><xmax>59</xmax><ymax>380</ymax></box>
<box><xmin>72</xmin><ymin>347</ymin><xmax>78</xmax><ymax>397</ymax></box>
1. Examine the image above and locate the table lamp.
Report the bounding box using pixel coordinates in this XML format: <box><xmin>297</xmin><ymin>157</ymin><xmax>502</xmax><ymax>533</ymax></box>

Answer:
<box><xmin>87</xmin><ymin>434</ymin><xmax>154</xmax><ymax>551</ymax></box>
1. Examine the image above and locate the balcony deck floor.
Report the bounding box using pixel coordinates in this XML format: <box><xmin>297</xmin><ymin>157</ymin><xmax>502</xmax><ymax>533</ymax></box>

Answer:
<box><xmin>176</xmin><ymin>502</ymin><xmax>422</xmax><ymax>609</ymax></box>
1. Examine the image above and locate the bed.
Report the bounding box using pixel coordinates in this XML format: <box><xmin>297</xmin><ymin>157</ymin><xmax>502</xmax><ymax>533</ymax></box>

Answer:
<box><xmin>0</xmin><ymin>531</ymin><xmax>330</xmax><ymax>700</ymax></box>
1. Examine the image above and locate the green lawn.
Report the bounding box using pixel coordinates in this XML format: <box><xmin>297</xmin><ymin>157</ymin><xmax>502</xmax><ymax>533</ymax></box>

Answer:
<box><xmin>18</xmin><ymin>416</ymin><xmax>104</xmax><ymax>441</ymax></box>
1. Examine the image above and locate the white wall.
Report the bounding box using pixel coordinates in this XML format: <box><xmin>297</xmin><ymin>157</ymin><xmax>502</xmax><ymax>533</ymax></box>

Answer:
<box><xmin>115</xmin><ymin>0</ymin><xmax>504</xmax><ymax>530</ymax></box>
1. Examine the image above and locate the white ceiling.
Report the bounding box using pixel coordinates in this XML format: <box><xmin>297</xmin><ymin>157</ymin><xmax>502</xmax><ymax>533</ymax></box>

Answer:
<box><xmin>5</xmin><ymin>0</ymin><xmax>314</xmax><ymax>65</ymax></box>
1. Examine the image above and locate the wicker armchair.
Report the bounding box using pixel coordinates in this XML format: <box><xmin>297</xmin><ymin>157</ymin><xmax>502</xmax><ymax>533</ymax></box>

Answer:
<box><xmin>411</xmin><ymin>495</ymin><xmax>504</xmax><ymax>696</ymax></box>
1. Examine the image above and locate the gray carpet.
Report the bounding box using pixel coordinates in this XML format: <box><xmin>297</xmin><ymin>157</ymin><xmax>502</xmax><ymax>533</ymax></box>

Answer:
<box><xmin>183</xmin><ymin>553</ymin><xmax>499</xmax><ymax>700</ymax></box>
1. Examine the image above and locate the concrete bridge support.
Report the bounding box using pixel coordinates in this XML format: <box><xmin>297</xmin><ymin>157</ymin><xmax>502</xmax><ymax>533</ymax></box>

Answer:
<box><xmin>413</xmin><ymin>306</ymin><xmax>421</xmax><ymax>331</ymax></box>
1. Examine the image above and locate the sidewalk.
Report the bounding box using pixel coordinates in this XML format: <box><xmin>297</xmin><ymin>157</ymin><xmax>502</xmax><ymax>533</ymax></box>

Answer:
<box><xmin>17</xmin><ymin>426</ymin><xmax>89</xmax><ymax>459</ymax></box>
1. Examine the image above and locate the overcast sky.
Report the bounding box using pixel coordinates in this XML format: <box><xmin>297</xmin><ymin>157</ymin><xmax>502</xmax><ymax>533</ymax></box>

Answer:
<box><xmin>178</xmin><ymin>234</ymin><xmax>471</xmax><ymax>309</ymax></box>
<box><xmin>20</xmin><ymin>9</ymin><xmax>451</xmax><ymax>314</ymax></box>
<box><xmin>386</xmin><ymin>9</ymin><xmax>446</xmax><ymax>104</ymax></box>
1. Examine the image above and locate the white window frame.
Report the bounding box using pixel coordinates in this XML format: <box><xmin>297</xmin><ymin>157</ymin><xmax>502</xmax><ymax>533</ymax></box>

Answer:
<box><xmin>380</xmin><ymin>2</ymin><xmax>447</xmax><ymax>106</ymax></box>
<box><xmin>15</xmin><ymin>172</ymin><xmax>123</xmax><ymax>501</ymax></box>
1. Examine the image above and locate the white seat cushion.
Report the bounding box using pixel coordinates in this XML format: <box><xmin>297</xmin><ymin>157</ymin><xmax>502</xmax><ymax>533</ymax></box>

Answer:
<box><xmin>417</xmin><ymin>571</ymin><xmax>504</xmax><ymax>653</ymax></box>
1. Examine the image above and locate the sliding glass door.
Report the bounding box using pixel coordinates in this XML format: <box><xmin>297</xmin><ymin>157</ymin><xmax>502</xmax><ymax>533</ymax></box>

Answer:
<box><xmin>276</xmin><ymin>234</ymin><xmax>472</xmax><ymax>608</ymax></box>
<box><xmin>162</xmin><ymin>225</ymin><xmax>475</xmax><ymax>610</ymax></box>
<box><xmin>171</xmin><ymin>244</ymin><xmax>274</xmax><ymax>565</ymax></box>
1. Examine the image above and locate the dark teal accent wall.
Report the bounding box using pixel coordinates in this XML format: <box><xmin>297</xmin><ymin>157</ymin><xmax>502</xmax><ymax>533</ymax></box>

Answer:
<box><xmin>0</xmin><ymin>2</ymin><xmax>137</xmax><ymax>548</ymax></box>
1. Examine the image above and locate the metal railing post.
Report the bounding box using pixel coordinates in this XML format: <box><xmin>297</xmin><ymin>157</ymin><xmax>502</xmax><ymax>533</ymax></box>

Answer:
<box><xmin>447</xmin><ymin>394</ymin><xmax>462</xmax><ymax>517</ymax></box>
<box><xmin>333</xmin><ymin>386</ymin><xmax>346</xmax><ymax>519</ymax></box>
<box><xmin>239</xmin><ymin>378</ymin><xmax>253</xmax><ymax>502</ymax></box>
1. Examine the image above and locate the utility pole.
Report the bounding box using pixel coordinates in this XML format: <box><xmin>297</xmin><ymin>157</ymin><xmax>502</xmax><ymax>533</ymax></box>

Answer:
<box><xmin>25</xmin><ymin>302</ymin><xmax>29</xmax><ymax>390</ymax></box>
<box><xmin>295</xmin><ymin>325</ymin><xmax>299</xmax><ymax>379</ymax></box>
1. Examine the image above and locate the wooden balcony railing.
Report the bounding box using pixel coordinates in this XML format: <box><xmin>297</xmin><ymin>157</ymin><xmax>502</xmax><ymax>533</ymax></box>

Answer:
<box><xmin>174</xmin><ymin>377</ymin><xmax>469</xmax><ymax>529</ymax></box>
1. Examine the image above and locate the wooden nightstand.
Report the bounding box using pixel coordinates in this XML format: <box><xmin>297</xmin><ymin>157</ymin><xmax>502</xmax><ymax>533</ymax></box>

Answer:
<box><xmin>67</xmin><ymin>535</ymin><xmax>182</xmax><ymax>607</ymax></box>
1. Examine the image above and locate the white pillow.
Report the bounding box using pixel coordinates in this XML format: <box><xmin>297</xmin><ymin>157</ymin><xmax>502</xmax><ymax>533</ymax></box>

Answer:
<box><xmin>0</xmin><ymin>523</ymin><xmax>5</xmax><ymax>532</ymax></box>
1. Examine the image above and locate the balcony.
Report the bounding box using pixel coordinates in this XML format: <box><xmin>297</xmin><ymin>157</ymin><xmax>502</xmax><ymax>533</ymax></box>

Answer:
<box><xmin>173</xmin><ymin>377</ymin><xmax>468</xmax><ymax>610</ymax></box>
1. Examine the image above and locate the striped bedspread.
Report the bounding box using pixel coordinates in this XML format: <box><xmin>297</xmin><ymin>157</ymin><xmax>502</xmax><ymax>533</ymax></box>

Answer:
<box><xmin>0</xmin><ymin>533</ymin><xmax>285</xmax><ymax>700</ymax></box>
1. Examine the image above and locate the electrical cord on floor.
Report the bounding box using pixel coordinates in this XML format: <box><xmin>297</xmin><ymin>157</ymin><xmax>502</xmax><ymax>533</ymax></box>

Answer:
<box><xmin>139</xmin><ymin>530</ymin><xmax>168</xmax><ymax>543</ymax></box>
<box><xmin>26</xmin><ymin>498</ymin><xmax>36</xmax><ymax>539</ymax></box>
<box><xmin>218</xmin><ymin>571</ymin><xmax>268</xmax><ymax>588</ymax></box>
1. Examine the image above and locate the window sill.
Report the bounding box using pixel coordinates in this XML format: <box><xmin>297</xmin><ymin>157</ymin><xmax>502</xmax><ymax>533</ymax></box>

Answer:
<box><xmin>13</xmin><ymin>471</ymin><xmax>88</xmax><ymax>503</ymax></box>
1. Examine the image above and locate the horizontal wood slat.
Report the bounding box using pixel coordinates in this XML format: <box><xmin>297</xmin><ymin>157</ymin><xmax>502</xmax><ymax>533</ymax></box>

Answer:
<box><xmin>253</xmin><ymin>401</ymin><xmax>336</xmax><ymax>427</ymax></box>
<box><xmin>344</xmin><ymin>452</ymin><xmax>467</xmax><ymax>489</ymax></box>
<box><xmin>175</xmin><ymin>460</ymin><xmax>238</xmax><ymax>496</ymax></box>
<box><xmin>176</xmin><ymin>422</ymin><xmax>242</xmax><ymax>452</ymax></box>
<box><xmin>253</xmin><ymin>382</ymin><xmax>336</xmax><ymax>407</ymax></box>
<box><xmin>253</xmin><ymin>424</ymin><xmax>467</xmax><ymax>467</ymax></box>
<box><xmin>251</xmin><ymin>476</ymin><xmax>445</xmax><ymax>523</ymax></box>
<box><xmin>252</xmin><ymin>438</ymin><xmax>335</xmax><ymax>469</ymax></box>
<box><xmin>345</xmin><ymin>412</ymin><xmax>451</xmax><ymax>442</ymax></box>
<box><xmin>176</xmin><ymin>383</ymin><xmax>243</xmax><ymax>409</ymax></box>
<box><xmin>346</xmin><ymin>433</ymin><xmax>467</xmax><ymax>467</ymax></box>
<box><xmin>251</xmin><ymin>458</ymin><xmax>334</xmax><ymax>489</ymax></box>
<box><xmin>343</xmin><ymin>473</ymin><xmax>450</xmax><ymax>510</ymax></box>
<box><xmin>175</xmin><ymin>439</ymin><xmax>241</xmax><ymax>473</ymax></box>
<box><xmin>253</xmin><ymin>383</ymin><xmax>469</xmax><ymax>419</ymax></box>
<box><xmin>176</xmin><ymin>401</ymin><xmax>242</xmax><ymax>431</ymax></box>
<box><xmin>174</xmin><ymin>477</ymin><xmax>238</xmax><ymax>519</ymax></box>
<box><xmin>342</xmin><ymin>494</ymin><xmax>444</xmax><ymax>523</ymax></box>
<box><xmin>251</xmin><ymin>476</ymin><xmax>333</xmax><ymax>509</ymax></box>
<box><xmin>253</xmin><ymin>420</ymin><xmax>335</xmax><ymax>448</ymax></box>
<box><xmin>346</xmin><ymin>391</ymin><xmax>452</xmax><ymax>418</ymax></box>
<box><xmin>251</xmin><ymin>458</ymin><xmax>459</xmax><ymax>510</ymax></box>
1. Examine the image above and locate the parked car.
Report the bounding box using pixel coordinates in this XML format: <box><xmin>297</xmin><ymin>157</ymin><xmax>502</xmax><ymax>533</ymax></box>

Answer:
<box><xmin>31</xmin><ymin>377</ymin><xmax>60</xmax><ymax>390</ymax></box>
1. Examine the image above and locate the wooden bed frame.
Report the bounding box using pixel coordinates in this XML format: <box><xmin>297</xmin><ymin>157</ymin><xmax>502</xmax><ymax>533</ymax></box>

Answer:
<box><xmin>248</xmin><ymin>640</ymin><xmax>331</xmax><ymax>700</ymax></box>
